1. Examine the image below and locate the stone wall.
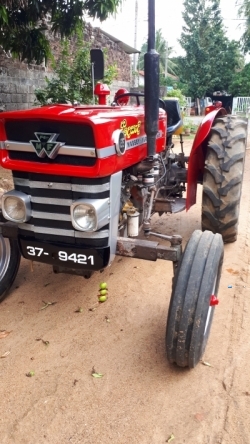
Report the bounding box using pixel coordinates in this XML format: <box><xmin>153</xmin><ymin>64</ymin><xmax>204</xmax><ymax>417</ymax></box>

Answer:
<box><xmin>0</xmin><ymin>51</ymin><xmax>49</xmax><ymax>111</ymax></box>
<box><xmin>81</xmin><ymin>23</ymin><xmax>131</xmax><ymax>83</ymax></box>
<box><xmin>0</xmin><ymin>23</ymin><xmax>132</xmax><ymax>111</ymax></box>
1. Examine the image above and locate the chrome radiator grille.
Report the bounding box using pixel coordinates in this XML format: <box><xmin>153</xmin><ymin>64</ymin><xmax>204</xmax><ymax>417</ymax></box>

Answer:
<box><xmin>5</xmin><ymin>119</ymin><xmax>97</xmax><ymax>167</ymax></box>
<box><xmin>13</xmin><ymin>171</ymin><xmax>110</xmax><ymax>247</ymax></box>
<box><xmin>5</xmin><ymin>120</ymin><xmax>95</xmax><ymax>147</ymax></box>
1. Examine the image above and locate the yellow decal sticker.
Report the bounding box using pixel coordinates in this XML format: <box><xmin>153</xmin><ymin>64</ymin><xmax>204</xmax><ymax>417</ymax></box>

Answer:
<box><xmin>120</xmin><ymin>119</ymin><xmax>141</xmax><ymax>139</ymax></box>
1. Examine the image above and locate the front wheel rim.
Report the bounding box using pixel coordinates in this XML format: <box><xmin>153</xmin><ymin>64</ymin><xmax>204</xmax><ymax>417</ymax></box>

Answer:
<box><xmin>204</xmin><ymin>274</ymin><xmax>217</xmax><ymax>337</ymax></box>
<box><xmin>0</xmin><ymin>237</ymin><xmax>11</xmax><ymax>281</ymax></box>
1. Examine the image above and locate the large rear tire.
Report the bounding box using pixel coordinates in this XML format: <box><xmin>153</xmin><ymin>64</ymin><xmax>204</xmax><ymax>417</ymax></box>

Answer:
<box><xmin>202</xmin><ymin>115</ymin><xmax>248</xmax><ymax>243</ymax></box>
<box><xmin>166</xmin><ymin>230</ymin><xmax>224</xmax><ymax>368</ymax></box>
<box><xmin>0</xmin><ymin>236</ymin><xmax>21</xmax><ymax>303</ymax></box>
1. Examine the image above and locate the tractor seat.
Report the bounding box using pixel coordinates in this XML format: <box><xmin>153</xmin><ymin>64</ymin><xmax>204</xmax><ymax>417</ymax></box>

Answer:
<box><xmin>163</xmin><ymin>99</ymin><xmax>183</xmax><ymax>135</ymax></box>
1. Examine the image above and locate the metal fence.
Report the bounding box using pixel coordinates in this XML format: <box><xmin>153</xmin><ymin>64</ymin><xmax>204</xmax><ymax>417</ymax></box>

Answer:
<box><xmin>232</xmin><ymin>97</ymin><xmax>250</xmax><ymax>115</ymax></box>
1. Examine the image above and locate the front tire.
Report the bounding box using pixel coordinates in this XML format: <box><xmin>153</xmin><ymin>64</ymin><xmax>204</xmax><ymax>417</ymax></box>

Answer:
<box><xmin>166</xmin><ymin>230</ymin><xmax>224</xmax><ymax>368</ymax></box>
<box><xmin>202</xmin><ymin>115</ymin><xmax>248</xmax><ymax>243</ymax></box>
<box><xmin>0</xmin><ymin>237</ymin><xmax>21</xmax><ymax>303</ymax></box>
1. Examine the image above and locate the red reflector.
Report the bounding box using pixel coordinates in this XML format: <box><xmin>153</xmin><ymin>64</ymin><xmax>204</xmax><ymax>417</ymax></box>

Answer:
<box><xmin>210</xmin><ymin>295</ymin><xmax>219</xmax><ymax>306</ymax></box>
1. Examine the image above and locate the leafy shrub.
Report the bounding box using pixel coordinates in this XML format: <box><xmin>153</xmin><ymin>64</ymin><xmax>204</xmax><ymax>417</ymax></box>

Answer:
<box><xmin>164</xmin><ymin>88</ymin><xmax>186</xmax><ymax>106</ymax></box>
<box><xmin>35</xmin><ymin>31</ymin><xmax>117</xmax><ymax>105</ymax></box>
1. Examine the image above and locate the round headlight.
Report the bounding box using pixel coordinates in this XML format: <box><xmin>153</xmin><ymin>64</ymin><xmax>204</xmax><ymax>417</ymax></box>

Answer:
<box><xmin>112</xmin><ymin>129</ymin><xmax>127</xmax><ymax>156</ymax></box>
<box><xmin>118</xmin><ymin>132</ymin><xmax>126</xmax><ymax>155</ymax></box>
<box><xmin>3</xmin><ymin>196</ymin><xmax>26</xmax><ymax>222</ymax></box>
<box><xmin>73</xmin><ymin>204</ymin><xmax>96</xmax><ymax>231</ymax></box>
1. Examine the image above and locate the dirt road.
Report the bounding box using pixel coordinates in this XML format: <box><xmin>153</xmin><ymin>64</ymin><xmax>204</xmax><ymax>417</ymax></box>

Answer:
<box><xmin>0</xmin><ymin>142</ymin><xmax>250</xmax><ymax>444</ymax></box>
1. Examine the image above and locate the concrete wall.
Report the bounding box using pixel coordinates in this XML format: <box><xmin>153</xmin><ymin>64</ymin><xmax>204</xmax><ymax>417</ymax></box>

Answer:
<box><xmin>0</xmin><ymin>51</ymin><xmax>50</xmax><ymax>111</ymax></box>
<box><xmin>0</xmin><ymin>23</ymin><xmax>132</xmax><ymax>112</ymax></box>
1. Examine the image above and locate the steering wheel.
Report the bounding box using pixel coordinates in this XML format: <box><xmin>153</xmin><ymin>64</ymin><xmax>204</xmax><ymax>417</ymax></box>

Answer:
<box><xmin>114</xmin><ymin>92</ymin><xmax>144</xmax><ymax>106</ymax></box>
<box><xmin>114</xmin><ymin>92</ymin><xmax>166</xmax><ymax>111</ymax></box>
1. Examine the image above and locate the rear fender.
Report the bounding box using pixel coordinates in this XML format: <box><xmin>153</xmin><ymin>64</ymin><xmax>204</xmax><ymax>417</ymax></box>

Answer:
<box><xmin>186</xmin><ymin>108</ymin><xmax>227</xmax><ymax>210</ymax></box>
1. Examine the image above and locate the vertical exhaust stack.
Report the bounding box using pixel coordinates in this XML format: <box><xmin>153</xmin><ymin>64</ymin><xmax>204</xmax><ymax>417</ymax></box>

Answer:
<box><xmin>144</xmin><ymin>0</ymin><xmax>160</xmax><ymax>158</ymax></box>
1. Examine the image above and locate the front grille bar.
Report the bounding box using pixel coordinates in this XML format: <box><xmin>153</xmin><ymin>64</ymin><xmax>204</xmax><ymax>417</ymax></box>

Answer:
<box><xmin>14</xmin><ymin>177</ymin><xmax>110</xmax><ymax>193</ymax></box>
<box><xmin>12</xmin><ymin>172</ymin><xmax>111</xmax><ymax>244</ymax></box>
<box><xmin>4</xmin><ymin>141</ymin><xmax>96</xmax><ymax>158</ymax></box>
<box><xmin>18</xmin><ymin>224</ymin><xmax>109</xmax><ymax>238</ymax></box>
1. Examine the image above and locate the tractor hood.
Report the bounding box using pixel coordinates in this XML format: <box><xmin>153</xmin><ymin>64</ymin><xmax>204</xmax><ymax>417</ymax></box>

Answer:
<box><xmin>0</xmin><ymin>104</ymin><xmax>148</xmax><ymax>124</ymax></box>
<box><xmin>0</xmin><ymin>103</ymin><xmax>167</xmax><ymax>179</ymax></box>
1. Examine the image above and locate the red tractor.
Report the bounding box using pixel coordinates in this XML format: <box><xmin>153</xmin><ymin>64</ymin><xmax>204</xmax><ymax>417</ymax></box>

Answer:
<box><xmin>205</xmin><ymin>100</ymin><xmax>223</xmax><ymax>115</ymax></box>
<box><xmin>0</xmin><ymin>1</ymin><xmax>247</xmax><ymax>368</ymax></box>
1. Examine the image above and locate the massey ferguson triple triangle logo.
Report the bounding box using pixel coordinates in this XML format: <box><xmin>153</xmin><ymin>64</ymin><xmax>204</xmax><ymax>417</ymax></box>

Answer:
<box><xmin>30</xmin><ymin>133</ymin><xmax>64</xmax><ymax>159</ymax></box>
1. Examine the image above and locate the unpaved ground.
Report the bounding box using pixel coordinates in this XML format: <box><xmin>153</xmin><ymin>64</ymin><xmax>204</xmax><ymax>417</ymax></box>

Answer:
<box><xmin>1</xmin><ymin>140</ymin><xmax>250</xmax><ymax>444</ymax></box>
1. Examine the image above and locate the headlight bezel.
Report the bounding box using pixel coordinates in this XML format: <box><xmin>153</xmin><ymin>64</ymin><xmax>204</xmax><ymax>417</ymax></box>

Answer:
<box><xmin>2</xmin><ymin>190</ymin><xmax>31</xmax><ymax>223</ymax></box>
<box><xmin>112</xmin><ymin>129</ymin><xmax>127</xmax><ymax>156</ymax></box>
<box><xmin>70</xmin><ymin>198</ymin><xmax>110</xmax><ymax>232</ymax></box>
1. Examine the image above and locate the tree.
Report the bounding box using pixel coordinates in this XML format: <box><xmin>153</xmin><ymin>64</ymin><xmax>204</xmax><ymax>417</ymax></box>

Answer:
<box><xmin>168</xmin><ymin>56</ymin><xmax>189</xmax><ymax>94</ymax></box>
<box><xmin>0</xmin><ymin>0</ymin><xmax>123</xmax><ymax>64</ymax></box>
<box><xmin>212</xmin><ymin>39</ymin><xmax>244</xmax><ymax>92</ymax></box>
<box><xmin>34</xmin><ymin>32</ymin><xmax>118</xmax><ymax>105</ymax></box>
<box><xmin>237</xmin><ymin>0</ymin><xmax>250</xmax><ymax>53</ymax></box>
<box><xmin>138</xmin><ymin>29</ymin><xmax>178</xmax><ymax>81</ymax></box>
<box><xmin>180</xmin><ymin>0</ymin><xmax>244</xmax><ymax>97</ymax></box>
<box><xmin>229</xmin><ymin>63</ymin><xmax>250</xmax><ymax>96</ymax></box>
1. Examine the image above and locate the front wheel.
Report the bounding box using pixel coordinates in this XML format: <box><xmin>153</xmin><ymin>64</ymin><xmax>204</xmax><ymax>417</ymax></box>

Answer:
<box><xmin>165</xmin><ymin>230</ymin><xmax>224</xmax><ymax>368</ymax></box>
<box><xmin>202</xmin><ymin>115</ymin><xmax>248</xmax><ymax>243</ymax></box>
<box><xmin>0</xmin><ymin>236</ymin><xmax>21</xmax><ymax>303</ymax></box>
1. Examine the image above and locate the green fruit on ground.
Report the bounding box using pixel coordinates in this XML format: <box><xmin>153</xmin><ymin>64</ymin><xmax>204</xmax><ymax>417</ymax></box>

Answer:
<box><xmin>99</xmin><ymin>295</ymin><xmax>107</xmax><ymax>302</ymax></box>
<box><xmin>100</xmin><ymin>289</ymin><xmax>107</xmax><ymax>296</ymax></box>
<box><xmin>99</xmin><ymin>282</ymin><xmax>107</xmax><ymax>290</ymax></box>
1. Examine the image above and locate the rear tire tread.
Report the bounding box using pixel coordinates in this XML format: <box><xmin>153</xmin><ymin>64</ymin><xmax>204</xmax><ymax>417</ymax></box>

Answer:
<box><xmin>202</xmin><ymin>115</ymin><xmax>248</xmax><ymax>243</ymax></box>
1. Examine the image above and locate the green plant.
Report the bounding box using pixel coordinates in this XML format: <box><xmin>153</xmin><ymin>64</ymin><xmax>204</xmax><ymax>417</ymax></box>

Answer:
<box><xmin>0</xmin><ymin>0</ymin><xmax>123</xmax><ymax>64</ymax></box>
<box><xmin>182</xmin><ymin>118</ymin><xmax>198</xmax><ymax>134</ymax></box>
<box><xmin>164</xmin><ymin>88</ymin><xmax>186</xmax><ymax>106</ymax></box>
<box><xmin>183</xmin><ymin>118</ymin><xmax>191</xmax><ymax>129</ymax></box>
<box><xmin>190</xmin><ymin>122</ymin><xmax>198</xmax><ymax>133</ymax></box>
<box><xmin>35</xmin><ymin>31</ymin><xmax>117</xmax><ymax>106</ymax></box>
<box><xmin>102</xmin><ymin>51</ymin><xmax>118</xmax><ymax>85</ymax></box>
<box><xmin>183</xmin><ymin>125</ymin><xmax>191</xmax><ymax>135</ymax></box>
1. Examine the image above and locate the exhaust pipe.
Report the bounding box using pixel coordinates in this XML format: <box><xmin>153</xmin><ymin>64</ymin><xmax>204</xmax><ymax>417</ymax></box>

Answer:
<box><xmin>144</xmin><ymin>0</ymin><xmax>160</xmax><ymax>158</ymax></box>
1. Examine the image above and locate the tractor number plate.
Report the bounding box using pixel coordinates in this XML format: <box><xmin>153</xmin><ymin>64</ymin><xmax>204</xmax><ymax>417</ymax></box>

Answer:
<box><xmin>19</xmin><ymin>239</ymin><xmax>109</xmax><ymax>270</ymax></box>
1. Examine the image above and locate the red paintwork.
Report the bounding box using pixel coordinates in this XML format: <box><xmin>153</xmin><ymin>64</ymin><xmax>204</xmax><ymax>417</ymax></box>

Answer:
<box><xmin>186</xmin><ymin>107</ymin><xmax>227</xmax><ymax>210</ymax></box>
<box><xmin>210</xmin><ymin>295</ymin><xmax>219</xmax><ymax>306</ymax></box>
<box><xmin>114</xmin><ymin>88</ymin><xmax>129</xmax><ymax>105</ymax></box>
<box><xmin>0</xmin><ymin>104</ymin><xmax>167</xmax><ymax>178</ymax></box>
<box><xmin>205</xmin><ymin>101</ymin><xmax>222</xmax><ymax>116</ymax></box>
<box><xmin>94</xmin><ymin>83</ymin><xmax>110</xmax><ymax>105</ymax></box>
<box><xmin>1</xmin><ymin>101</ymin><xmax>228</xmax><ymax>210</ymax></box>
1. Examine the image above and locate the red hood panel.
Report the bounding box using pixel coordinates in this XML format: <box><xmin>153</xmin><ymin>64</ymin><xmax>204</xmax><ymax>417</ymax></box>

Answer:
<box><xmin>0</xmin><ymin>105</ymin><xmax>167</xmax><ymax>178</ymax></box>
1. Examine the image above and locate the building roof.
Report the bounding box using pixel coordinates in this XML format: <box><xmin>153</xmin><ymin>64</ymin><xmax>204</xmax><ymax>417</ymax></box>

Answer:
<box><xmin>97</xmin><ymin>29</ymin><xmax>140</xmax><ymax>54</ymax></box>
